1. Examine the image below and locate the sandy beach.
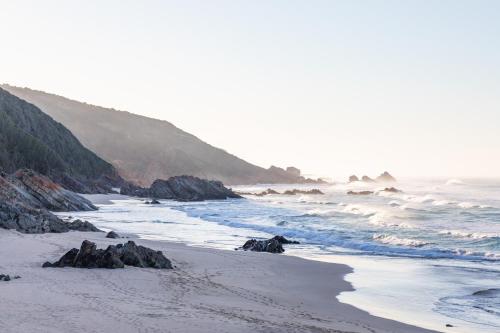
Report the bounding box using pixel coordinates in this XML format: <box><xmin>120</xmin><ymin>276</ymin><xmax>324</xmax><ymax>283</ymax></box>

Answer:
<box><xmin>0</xmin><ymin>228</ymin><xmax>438</xmax><ymax>333</ymax></box>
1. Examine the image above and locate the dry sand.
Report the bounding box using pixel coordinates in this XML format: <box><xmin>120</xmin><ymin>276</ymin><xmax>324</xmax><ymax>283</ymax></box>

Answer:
<box><xmin>0</xmin><ymin>229</ymin><xmax>439</xmax><ymax>333</ymax></box>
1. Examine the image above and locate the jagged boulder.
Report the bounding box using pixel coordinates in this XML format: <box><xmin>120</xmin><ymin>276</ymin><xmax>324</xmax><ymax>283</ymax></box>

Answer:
<box><xmin>240</xmin><ymin>235</ymin><xmax>300</xmax><ymax>253</ymax></box>
<box><xmin>106</xmin><ymin>231</ymin><xmax>120</xmax><ymax>239</ymax></box>
<box><xmin>0</xmin><ymin>201</ymin><xmax>70</xmax><ymax>233</ymax></box>
<box><xmin>121</xmin><ymin>175</ymin><xmax>241</xmax><ymax>201</ymax></box>
<box><xmin>376</xmin><ymin>171</ymin><xmax>396</xmax><ymax>182</ymax></box>
<box><xmin>68</xmin><ymin>219</ymin><xmax>102</xmax><ymax>232</ymax></box>
<box><xmin>43</xmin><ymin>240</ymin><xmax>173</xmax><ymax>269</ymax></box>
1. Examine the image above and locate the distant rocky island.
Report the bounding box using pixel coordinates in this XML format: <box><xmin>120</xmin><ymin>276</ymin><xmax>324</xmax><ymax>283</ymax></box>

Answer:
<box><xmin>348</xmin><ymin>171</ymin><xmax>396</xmax><ymax>183</ymax></box>
<box><xmin>1</xmin><ymin>84</ymin><xmax>325</xmax><ymax>186</ymax></box>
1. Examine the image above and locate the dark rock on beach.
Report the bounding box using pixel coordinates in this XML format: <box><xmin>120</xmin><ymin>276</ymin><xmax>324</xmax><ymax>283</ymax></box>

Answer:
<box><xmin>43</xmin><ymin>240</ymin><xmax>173</xmax><ymax>269</ymax></box>
<box><xmin>0</xmin><ymin>169</ymin><xmax>99</xmax><ymax>234</ymax></box>
<box><xmin>68</xmin><ymin>219</ymin><xmax>102</xmax><ymax>232</ymax></box>
<box><xmin>121</xmin><ymin>175</ymin><xmax>241</xmax><ymax>201</ymax></box>
<box><xmin>272</xmin><ymin>235</ymin><xmax>300</xmax><ymax>244</ymax></box>
<box><xmin>0</xmin><ymin>274</ymin><xmax>20</xmax><ymax>282</ymax></box>
<box><xmin>240</xmin><ymin>235</ymin><xmax>300</xmax><ymax>253</ymax></box>
<box><xmin>106</xmin><ymin>231</ymin><xmax>120</xmax><ymax>239</ymax></box>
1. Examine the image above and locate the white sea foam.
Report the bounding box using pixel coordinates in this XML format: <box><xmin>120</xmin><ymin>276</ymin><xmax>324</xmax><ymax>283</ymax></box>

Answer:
<box><xmin>373</xmin><ymin>234</ymin><xmax>430</xmax><ymax>247</ymax></box>
<box><xmin>432</xmin><ymin>200</ymin><xmax>456</xmax><ymax>206</ymax></box>
<box><xmin>458</xmin><ymin>202</ymin><xmax>480</xmax><ymax>209</ymax></box>
<box><xmin>439</xmin><ymin>230</ymin><xmax>500</xmax><ymax>240</ymax></box>
<box><xmin>446</xmin><ymin>179</ymin><xmax>465</xmax><ymax>185</ymax></box>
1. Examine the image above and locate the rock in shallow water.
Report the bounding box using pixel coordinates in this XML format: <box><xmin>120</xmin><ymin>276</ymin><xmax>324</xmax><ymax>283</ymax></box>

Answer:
<box><xmin>0</xmin><ymin>274</ymin><xmax>20</xmax><ymax>282</ymax></box>
<box><xmin>121</xmin><ymin>175</ymin><xmax>241</xmax><ymax>201</ymax></box>
<box><xmin>240</xmin><ymin>235</ymin><xmax>300</xmax><ymax>253</ymax></box>
<box><xmin>106</xmin><ymin>231</ymin><xmax>120</xmax><ymax>239</ymax></box>
<box><xmin>68</xmin><ymin>219</ymin><xmax>102</xmax><ymax>232</ymax></box>
<box><xmin>43</xmin><ymin>240</ymin><xmax>173</xmax><ymax>269</ymax></box>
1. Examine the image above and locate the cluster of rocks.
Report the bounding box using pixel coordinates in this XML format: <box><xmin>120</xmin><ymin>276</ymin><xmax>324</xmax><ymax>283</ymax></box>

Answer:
<box><xmin>239</xmin><ymin>236</ymin><xmax>300</xmax><ymax>254</ymax></box>
<box><xmin>382</xmin><ymin>187</ymin><xmax>401</xmax><ymax>193</ymax></box>
<box><xmin>0</xmin><ymin>274</ymin><xmax>20</xmax><ymax>282</ymax></box>
<box><xmin>121</xmin><ymin>175</ymin><xmax>241</xmax><ymax>201</ymax></box>
<box><xmin>43</xmin><ymin>240</ymin><xmax>173</xmax><ymax>269</ymax></box>
<box><xmin>348</xmin><ymin>172</ymin><xmax>396</xmax><ymax>183</ymax></box>
<box><xmin>283</xmin><ymin>189</ymin><xmax>324</xmax><ymax>195</ymax></box>
<box><xmin>267</xmin><ymin>166</ymin><xmax>327</xmax><ymax>184</ymax></box>
<box><xmin>238</xmin><ymin>188</ymin><xmax>324</xmax><ymax>196</ymax></box>
<box><xmin>347</xmin><ymin>190</ymin><xmax>374</xmax><ymax>195</ymax></box>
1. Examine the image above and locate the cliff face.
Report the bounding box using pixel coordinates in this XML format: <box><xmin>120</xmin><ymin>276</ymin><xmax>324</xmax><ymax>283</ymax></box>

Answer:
<box><xmin>0</xmin><ymin>87</ymin><xmax>123</xmax><ymax>193</ymax></box>
<box><xmin>1</xmin><ymin>85</ymin><xmax>317</xmax><ymax>186</ymax></box>
<box><xmin>0</xmin><ymin>169</ymin><xmax>97</xmax><ymax>233</ymax></box>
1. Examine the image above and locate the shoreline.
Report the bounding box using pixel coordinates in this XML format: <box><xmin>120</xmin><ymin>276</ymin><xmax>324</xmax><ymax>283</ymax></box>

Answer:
<box><xmin>0</xmin><ymin>228</ymin><xmax>438</xmax><ymax>333</ymax></box>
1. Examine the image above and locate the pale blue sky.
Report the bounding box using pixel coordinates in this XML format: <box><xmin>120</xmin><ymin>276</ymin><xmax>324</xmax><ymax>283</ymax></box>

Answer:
<box><xmin>1</xmin><ymin>0</ymin><xmax>499</xmax><ymax>178</ymax></box>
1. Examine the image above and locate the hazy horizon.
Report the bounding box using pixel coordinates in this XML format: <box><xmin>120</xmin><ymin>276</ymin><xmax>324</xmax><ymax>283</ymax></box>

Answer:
<box><xmin>2</xmin><ymin>0</ymin><xmax>499</xmax><ymax>179</ymax></box>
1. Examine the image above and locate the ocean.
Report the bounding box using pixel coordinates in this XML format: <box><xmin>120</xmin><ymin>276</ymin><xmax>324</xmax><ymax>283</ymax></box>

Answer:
<box><xmin>57</xmin><ymin>178</ymin><xmax>500</xmax><ymax>333</ymax></box>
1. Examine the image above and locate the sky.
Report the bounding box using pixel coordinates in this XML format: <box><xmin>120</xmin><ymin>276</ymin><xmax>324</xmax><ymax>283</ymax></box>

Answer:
<box><xmin>1</xmin><ymin>0</ymin><xmax>499</xmax><ymax>179</ymax></box>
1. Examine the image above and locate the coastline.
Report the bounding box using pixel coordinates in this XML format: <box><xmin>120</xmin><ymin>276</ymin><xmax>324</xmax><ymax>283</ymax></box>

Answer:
<box><xmin>0</xmin><ymin>228</ymin><xmax>438</xmax><ymax>333</ymax></box>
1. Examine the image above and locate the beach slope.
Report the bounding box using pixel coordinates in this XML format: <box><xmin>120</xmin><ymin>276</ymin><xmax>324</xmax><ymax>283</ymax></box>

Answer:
<box><xmin>0</xmin><ymin>230</ymin><xmax>437</xmax><ymax>333</ymax></box>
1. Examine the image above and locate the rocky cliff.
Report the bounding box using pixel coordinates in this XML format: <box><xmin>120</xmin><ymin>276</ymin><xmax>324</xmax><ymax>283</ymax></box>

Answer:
<box><xmin>1</xmin><ymin>85</ymin><xmax>322</xmax><ymax>186</ymax></box>
<box><xmin>0</xmin><ymin>169</ymin><xmax>97</xmax><ymax>233</ymax></box>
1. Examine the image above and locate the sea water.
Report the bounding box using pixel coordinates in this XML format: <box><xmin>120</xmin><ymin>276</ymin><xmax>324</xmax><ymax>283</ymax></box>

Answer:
<box><xmin>57</xmin><ymin>178</ymin><xmax>500</xmax><ymax>332</ymax></box>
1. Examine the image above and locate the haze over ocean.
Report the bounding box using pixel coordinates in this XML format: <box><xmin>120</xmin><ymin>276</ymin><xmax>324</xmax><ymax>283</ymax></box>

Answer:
<box><xmin>1</xmin><ymin>0</ymin><xmax>499</xmax><ymax>178</ymax></box>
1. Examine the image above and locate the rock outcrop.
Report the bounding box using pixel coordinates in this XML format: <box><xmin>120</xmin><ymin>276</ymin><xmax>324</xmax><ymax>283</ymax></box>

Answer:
<box><xmin>68</xmin><ymin>219</ymin><xmax>102</xmax><ymax>232</ymax></box>
<box><xmin>361</xmin><ymin>175</ymin><xmax>375</xmax><ymax>183</ymax></box>
<box><xmin>349</xmin><ymin>172</ymin><xmax>396</xmax><ymax>183</ymax></box>
<box><xmin>106</xmin><ymin>231</ymin><xmax>120</xmax><ymax>239</ymax></box>
<box><xmin>347</xmin><ymin>190</ymin><xmax>374</xmax><ymax>195</ymax></box>
<box><xmin>376</xmin><ymin>171</ymin><xmax>397</xmax><ymax>182</ymax></box>
<box><xmin>0</xmin><ymin>169</ymin><xmax>99</xmax><ymax>233</ymax></box>
<box><xmin>121</xmin><ymin>175</ymin><xmax>241</xmax><ymax>201</ymax></box>
<box><xmin>381</xmin><ymin>187</ymin><xmax>401</xmax><ymax>193</ymax></box>
<box><xmin>13</xmin><ymin>169</ymin><xmax>97</xmax><ymax>212</ymax></box>
<box><xmin>349</xmin><ymin>175</ymin><xmax>359</xmax><ymax>182</ymax></box>
<box><xmin>238</xmin><ymin>188</ymin><xmax>324</xmax><ymax>196</ymax></box>
<box><xmin>282</xmin><ymin>189</ymin><xmax>324</xmax><ymax>195</ymax></box>
<box><xmin>43</xmin><ymin>240</ymin><xmax>173</xmax><ymax>269</ymax></box>
<box><xmin>240</xmin><ymin>236</ymin><xmax>300</xmax><ymax>253</ymax></box>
